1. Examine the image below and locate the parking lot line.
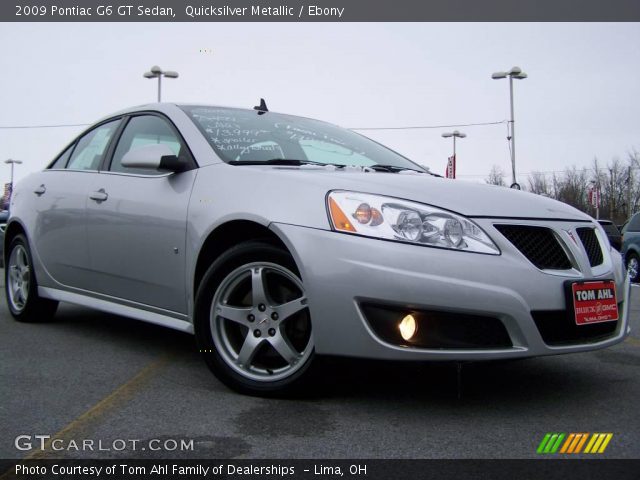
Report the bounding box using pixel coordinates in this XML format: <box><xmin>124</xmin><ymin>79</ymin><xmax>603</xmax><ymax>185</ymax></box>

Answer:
<box><xmin>24</xmin><ymin>354</ymin><xmax>172</xmax><ymax>460</ymax></box>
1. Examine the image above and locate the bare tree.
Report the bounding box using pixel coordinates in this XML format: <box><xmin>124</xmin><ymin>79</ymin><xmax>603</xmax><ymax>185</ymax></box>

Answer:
<box><xmin>510</xmin><ymin>152</ymin><xmax>640</xmax><ymax>225</ymax></box>
<box><xmin>486</xmin><ymin>165</ymin><xmax>506</xmax><ymax>186</ymax></box>
<box><xmin>555</xmin><ymin>166</ymin><xmax>589</xmax><ymax>211</ymax></box>
<box><xmin>528</xmin><ymin>171</ymin><xmax>552</xmax><ymax>196</ymax></box>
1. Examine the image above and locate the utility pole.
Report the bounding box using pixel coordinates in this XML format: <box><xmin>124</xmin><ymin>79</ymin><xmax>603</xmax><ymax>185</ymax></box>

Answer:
<box><xmin>627</xmin><ymin>165</ymin><xmax>633</xmax><ymax>219</ymax></box>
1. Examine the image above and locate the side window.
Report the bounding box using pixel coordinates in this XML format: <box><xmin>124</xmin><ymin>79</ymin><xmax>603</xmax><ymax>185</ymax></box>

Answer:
<box><xmin>67</xmin><ymin>120</ymin><xmax>120</xmax><ymax>171</ymax></box>
<box><xmin>110</xmin><ymin>115</ymin><xmax>185</xmax><ymax>174</ymax></box>
<box><xmin>629</xmin><ymin>214</ymin><xmax>640</xmax><ymax>232</ymax></box>
<box><xmin>49</xmin><ymin>144</ymin><xmax>74</xmax><ymax>169</ymax></box>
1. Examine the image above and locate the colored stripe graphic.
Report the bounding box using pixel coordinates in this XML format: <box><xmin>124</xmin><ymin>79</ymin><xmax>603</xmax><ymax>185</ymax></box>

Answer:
<box><xmin>537</xmin><ymin>433</ymin><xmax>552</xmax><ymax>454</ymax></box>
<box><xmin>567</xmin><ymin>433</ymin><xmax>584</xmax><ymax>453</ymax></box>
<box><xmin>598</xmin><ymin>434</ymin><xmax>613</xmax><ymax>453</ymax></box>
<box><xmin>584</xmin><ymin>433</ymin><xmax>598</xmax><ymax>453</ymax></box>
<box><xmin>537</xmin><ymin>433</ymin><xmax>565</xmax><ymax>454</ymax></box>
<box><xmin>585</xmin><ymin>433</ymin><xmax>613</xmax><ymax>454</ymax></box>
<box><xmin>574</xmin><ymin>433</ymin><xmax>589</xmax><ymax>453</ymax></box>
<box><xmin>560</xmin><ymin>433</ymin><xmax>575</xmax><ymax>453</ymax></box>
<box><xmin>550</xmin><ymin>434</ymin><xmax>565</xmax><ymax>453</ymax></box>
<box><xmin>539</xmin><ymin>433</ymin><xmax>613</xmax><ymax>454</ymax></box>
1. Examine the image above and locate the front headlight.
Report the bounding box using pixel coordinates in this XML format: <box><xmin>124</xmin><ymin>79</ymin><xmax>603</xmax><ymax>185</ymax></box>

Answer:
<box><xmin>327</xmin><ymin>191</ymin><xmax>500</xmax><ymax>255</ymax></box>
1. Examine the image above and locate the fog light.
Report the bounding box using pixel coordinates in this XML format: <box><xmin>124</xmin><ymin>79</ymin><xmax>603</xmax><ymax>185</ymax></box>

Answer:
<box><xmin>399</xmin><ymin>314</ymin><xmax>417</xmax><ymax>341</ymax></box>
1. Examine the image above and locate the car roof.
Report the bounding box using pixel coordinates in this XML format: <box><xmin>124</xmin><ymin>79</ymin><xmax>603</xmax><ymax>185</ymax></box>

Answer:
<box><xmin>102</xmin><ymin>103</ymin><xmax>334</xmax><ymax>126</ymax></box>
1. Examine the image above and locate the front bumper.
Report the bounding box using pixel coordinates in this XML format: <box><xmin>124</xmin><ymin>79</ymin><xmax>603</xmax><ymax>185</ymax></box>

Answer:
<box><xmin>272</xmin><ymin>222</ymin><xmax>631</xmax><ymax>360</ymax></box>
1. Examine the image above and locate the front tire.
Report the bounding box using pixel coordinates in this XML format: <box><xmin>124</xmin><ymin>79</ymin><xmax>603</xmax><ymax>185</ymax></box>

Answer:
<box><xmin>195</xmin><ymin>241</ymin><xmax>315</xmax><ymax>396</ymax></box>
<box><xmin>626</xmin><ymin>252</ymin><xmax>640</xmax><ymax>283</ymax></box>
<box><xmin>5</xmin><ymin>234</ymin><xmax>58</xmax><ymax>322</ymax></box>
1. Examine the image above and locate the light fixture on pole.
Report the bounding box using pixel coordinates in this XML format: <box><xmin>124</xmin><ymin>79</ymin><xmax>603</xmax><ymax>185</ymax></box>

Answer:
<box><xmin>143</xmin><ymin>65</ymin><xmax>179</xmax><ymax>102</ymax></box>
<box><xmin>441</xmin><ymin>130</ymin><xmax>466</xmax><ymax>179</ymax></box>
<box><xmin>4</xmin><ymin>159</ymin><xmax>23</xmax><ymax>188</ymax></box>
<box><xmin>441</xmin><ymin>130</ymin><xmax>467</xmax><ymax>157</ymax></box>
<box><xmin>491</xmin><ymin>66</ymin><xmax>527</xmax><ymax>189</ymax></box>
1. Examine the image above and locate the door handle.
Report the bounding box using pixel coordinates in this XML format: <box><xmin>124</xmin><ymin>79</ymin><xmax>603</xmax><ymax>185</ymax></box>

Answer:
<box><xmin>89</xmin><ymin>189</ymin><xmax>108</xmax><ymax>202</ymax></box>
<box><xmin>33</xmin><ymin>185</ymin><xmax>46</xmax><ymax>196</ymax></box>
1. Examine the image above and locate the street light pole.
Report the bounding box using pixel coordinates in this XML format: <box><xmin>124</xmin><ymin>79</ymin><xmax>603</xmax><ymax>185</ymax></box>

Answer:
<box><xmin>143</xmin><ymin>65</ymin><xmax>179</xmax><ymax>102</ymax></box>
<box><xmin>492</xmin><ymin>66</ymin><xmax>527</xmax><ymax>189</ymax></box>
<box><xmin>441</xmin><ymin>130</ymin><xmax>466</xmax><ymax>179</ymax></box>
<box><xmin>442</xmin><ymin>130</ymin><xmax>467</xmax><ymax>155</ymax></box>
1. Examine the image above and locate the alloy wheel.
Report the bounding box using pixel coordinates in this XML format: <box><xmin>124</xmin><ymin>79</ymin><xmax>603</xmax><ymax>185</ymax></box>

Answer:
<box><xmin>8</xmin><ymin>245</ymin><xmax>30</xmax><ymax>312</ymax></box>
<box><xmin>627</xmin><ymin>256</ymin><xmax>639</xmax><ymax>280</ymax></box>
<box><xmin>209</xmin><ymin>262</ymin><xmax>313</xmax><ymax>382</ymax></box>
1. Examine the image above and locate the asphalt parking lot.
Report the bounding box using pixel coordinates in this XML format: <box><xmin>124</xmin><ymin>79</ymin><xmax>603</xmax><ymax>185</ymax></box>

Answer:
<box><xmin>1</xmin><ymin>275</ymin><xmax>639</xmax><ymax>460</ymax></box>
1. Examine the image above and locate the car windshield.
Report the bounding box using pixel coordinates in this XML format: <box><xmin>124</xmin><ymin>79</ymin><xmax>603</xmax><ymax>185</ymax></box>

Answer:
<box><xmin>180</xmin><ymin>105</ymin><xmax>426</xmax><ymax>172</ymax></box>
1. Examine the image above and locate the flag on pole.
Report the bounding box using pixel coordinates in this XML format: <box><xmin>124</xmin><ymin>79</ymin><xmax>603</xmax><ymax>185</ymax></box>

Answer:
<box><xmin>445</xmin><ymin>155</ymin><xmax>456</xmax><ymax>179</ymax></box>
<box><xmin>587</xmin><ymin>183</ymin><xmax>600</xmax><ymax>208</ymax></box>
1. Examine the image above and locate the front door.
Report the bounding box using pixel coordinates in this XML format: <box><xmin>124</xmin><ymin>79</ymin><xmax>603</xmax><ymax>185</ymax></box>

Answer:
<box><xmin>84</xmin><ymin>114</ymin><xmax>197</xmax><ymax>314</ymax></box>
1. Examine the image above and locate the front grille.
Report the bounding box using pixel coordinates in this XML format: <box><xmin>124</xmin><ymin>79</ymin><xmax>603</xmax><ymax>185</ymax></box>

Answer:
<box><xmin>576</xmin><ymin>227</ymin><xmax>604</xmax><ymax>267</ymax></box>
<box><xmin>360</xmin><ymin>303</ymin><xmax>513</xmax><ymax>349</ymax></box>
<box><xmin>495</xmin><ymin>225</ymin><xmax>572</xmax><ymax>270</ymax></box>
<box><xmin>531</xmin><ymin>308</ymin><xmax>620</xmax><ymax>346</ymax></box>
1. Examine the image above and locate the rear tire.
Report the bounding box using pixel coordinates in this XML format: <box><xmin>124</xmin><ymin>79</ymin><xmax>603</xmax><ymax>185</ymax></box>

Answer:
<box><xmin>626</xmin><ymin>252</ymin><xmax>640</xmax><ymax>283</ymax></box>
<box><xmin>5</xmin><ymin>234</ymin><xmax>58</xmax><ymax>322</ymax></box>
<box><xmin>195</xmin><ymin>241</ymin><xmax>315</xmax><ymax>396</ymax></box>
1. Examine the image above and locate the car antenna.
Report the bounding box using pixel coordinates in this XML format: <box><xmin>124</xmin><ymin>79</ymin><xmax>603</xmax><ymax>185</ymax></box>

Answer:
<box><xmin>253</xmin><ymin>98</ymin><xmax>268</xmax><ymax>115</ymax></box>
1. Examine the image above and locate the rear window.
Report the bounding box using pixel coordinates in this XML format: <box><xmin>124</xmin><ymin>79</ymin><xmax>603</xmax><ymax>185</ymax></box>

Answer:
<box><xmin>598</xmin><ymin>221</ymin><xmax>620</xmax><ymax>235</ymax></box>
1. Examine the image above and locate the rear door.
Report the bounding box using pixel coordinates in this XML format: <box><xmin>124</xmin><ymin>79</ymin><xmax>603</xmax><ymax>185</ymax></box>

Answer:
<box><xmin>85</xmin><ymin>113</ymin><xmax>197</xmax><ymax>314</ymax></box>
<box><xmin>32</xmin><ymin>119</ymin><xmax>121</xmax><ymax>287</ymax></box>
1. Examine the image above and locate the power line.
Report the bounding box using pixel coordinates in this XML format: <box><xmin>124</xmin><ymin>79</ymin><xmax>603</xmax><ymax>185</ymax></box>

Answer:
<box><xmin>0</xmin><ymin>123</ymin><xmax>91</xmax><ymax>129</ymax></box>
<box><xmin>350</xmin><ymin>120</ymin><xmax>508</xmax><ymax>131</ymax></box>
<box><xmin>0</xmin><ymin>119</ymin><xmax>509</xmax><ymax>131</ymax></box>
<box><xmin>458</xmin><ymin>166</ymin><xmax>640</xmax><ymax>179</ymax></box>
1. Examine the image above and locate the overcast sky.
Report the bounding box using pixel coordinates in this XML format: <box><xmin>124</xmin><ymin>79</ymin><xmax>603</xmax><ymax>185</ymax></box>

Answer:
<box><xmin>1</xmin><ymin>22</ymin><xmax>639</xmax><ymax>186</ymax></box>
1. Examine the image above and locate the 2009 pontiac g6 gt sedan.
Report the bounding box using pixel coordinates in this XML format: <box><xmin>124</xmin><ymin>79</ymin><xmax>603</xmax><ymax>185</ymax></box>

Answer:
<box><xmin>4</xmin><ymin>103</ymin><xmax>631</xmax><ymax>395</ymax></box>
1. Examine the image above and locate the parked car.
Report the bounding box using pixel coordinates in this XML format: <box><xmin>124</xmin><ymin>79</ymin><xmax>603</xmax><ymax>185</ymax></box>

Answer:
<box><xmin>598</xmin><ymin>219</ymin><xmax>622</xmax><ymax>251</ymax></box>
<box><xmin>622</xmin><ymin>212</ymin><xmax>640</xmax><ymax>282</ymax></box>
<box><xmin>3</xmin><ymin>103</ymin><xmax>631</xmax><ymax>395</ymax></box>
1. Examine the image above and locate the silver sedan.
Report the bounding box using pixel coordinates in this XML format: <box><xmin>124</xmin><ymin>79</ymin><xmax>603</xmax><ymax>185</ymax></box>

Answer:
<box><xmin>4</xmin><ymin>103</ymin><xmax>631</xmax><ymax>395</ymax></box>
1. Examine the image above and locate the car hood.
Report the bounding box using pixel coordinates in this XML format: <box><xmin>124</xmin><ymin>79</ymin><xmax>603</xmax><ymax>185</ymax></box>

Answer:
<box><xmin>247</xmin><ymin>166</ymin><xmax>591</xmax><ymax>221</ymax></box>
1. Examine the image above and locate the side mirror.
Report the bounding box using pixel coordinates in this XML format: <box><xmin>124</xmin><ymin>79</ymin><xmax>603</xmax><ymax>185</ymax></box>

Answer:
<box><xmin>121</xmin><ymin>144</ymin><xmax>186</xmax><ymax>172</ymax></box>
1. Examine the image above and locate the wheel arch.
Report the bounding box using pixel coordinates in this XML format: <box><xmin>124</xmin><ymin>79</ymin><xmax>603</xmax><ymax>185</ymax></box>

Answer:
<box><xmin>3</xmin><ymin>220</ymin><xmax>27</xmax><ymax>265</ymax></box>
<box><xmin>193</xmin><ymin>220</ymin><xmax>295</xmax><ymax>301</ymax></box>
<box><xmin>624</xmin><ymin>244</ymin><xmax>640</xmax><ymax>261</ymax></box>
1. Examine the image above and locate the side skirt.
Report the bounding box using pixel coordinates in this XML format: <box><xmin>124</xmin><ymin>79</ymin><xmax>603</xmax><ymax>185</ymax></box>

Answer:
<box><xmin>38</xmin><ymin>286</ymin><xmax>194</xmax><ymax>334</ymax></box>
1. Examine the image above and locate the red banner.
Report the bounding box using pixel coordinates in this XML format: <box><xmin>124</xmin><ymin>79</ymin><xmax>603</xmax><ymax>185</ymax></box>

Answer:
<box><xmin>445</xmin><ymin>155</ymin><xmax>456</xmax><ymax>179</ymax></box>
<box><xmin>587</xmin><ymin>183</ymin><xmax>600</xmax><ymax>208</ymax></box>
